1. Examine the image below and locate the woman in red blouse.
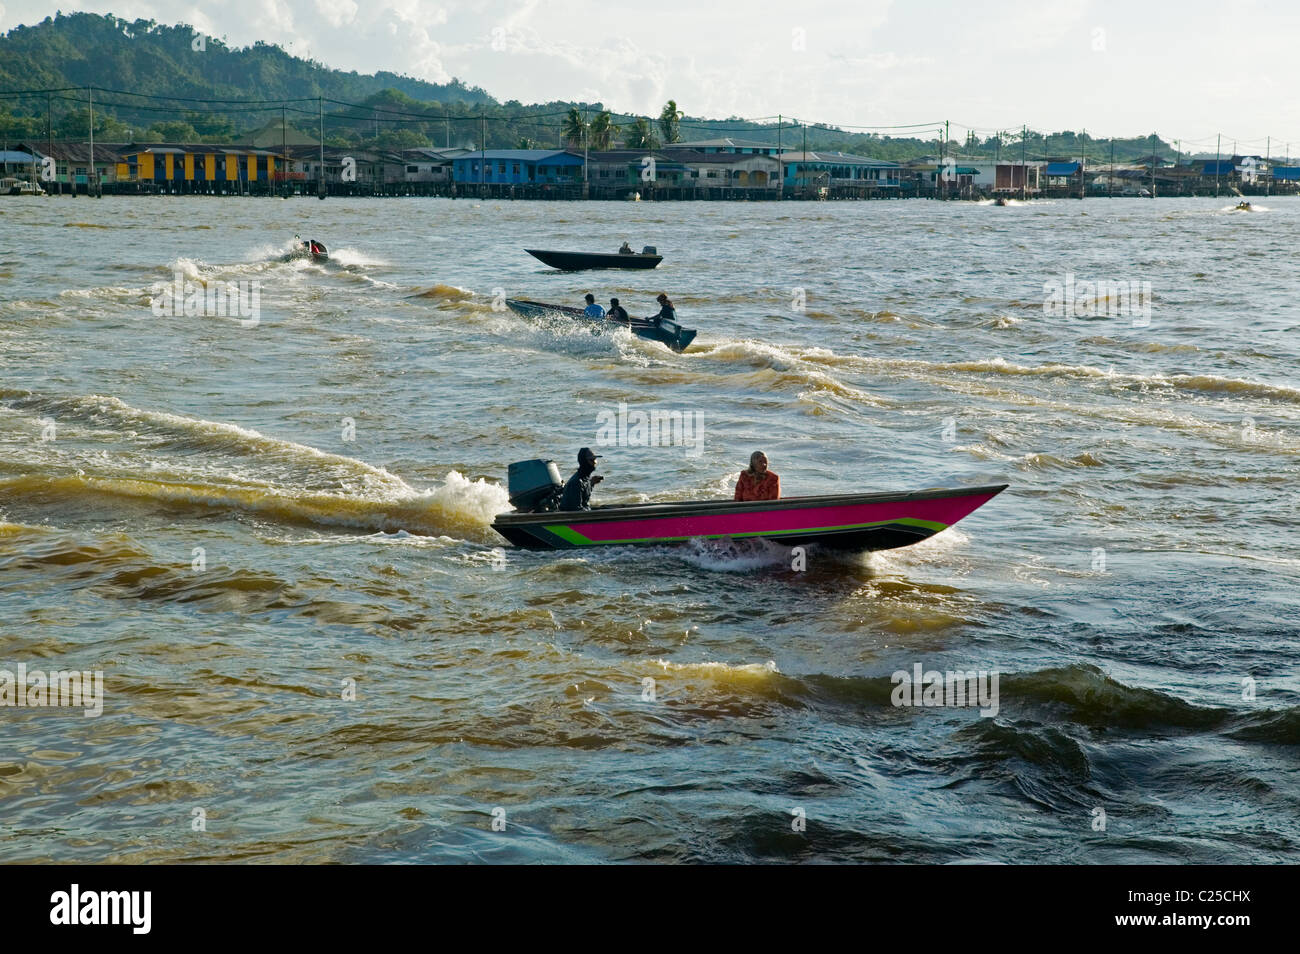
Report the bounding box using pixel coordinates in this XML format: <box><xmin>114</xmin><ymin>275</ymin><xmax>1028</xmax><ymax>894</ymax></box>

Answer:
<box><xmin>734</xmin><ymin>451</ymin><xmax>780</xmax><ymax>501</ymax></box>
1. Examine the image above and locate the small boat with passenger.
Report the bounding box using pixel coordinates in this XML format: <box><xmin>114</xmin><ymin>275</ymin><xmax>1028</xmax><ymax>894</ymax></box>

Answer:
<box><xmin>504</xmin><ymin>298</ymin><xmax>696</xmax><ymax>353</ymax></box>
<box><xmin>525</xmin><ymin>247</ymin><xmax>663</xmax><ymax>270</ymax></box>
<box><xmin>492</xmin><ymin>457</ymin><xmax>1007</xmax><ymax>552</ymax></box>
<box><xmin>284</xmin><ymin>238</ymin><xmax>329</xmax><ymax>262</ymax></box>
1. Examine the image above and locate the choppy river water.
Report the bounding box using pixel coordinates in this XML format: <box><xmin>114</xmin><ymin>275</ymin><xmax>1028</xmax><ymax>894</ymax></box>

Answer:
<box><xmin>1</xmin><ymin>194</ymin><xmax>1297</xmax><ymax>862</ymax></box>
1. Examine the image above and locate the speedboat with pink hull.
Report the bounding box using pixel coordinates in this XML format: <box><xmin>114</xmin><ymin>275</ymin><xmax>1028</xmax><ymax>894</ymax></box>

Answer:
<box><xmin>491</xmin><ymin>459</ymin><xmax>1007</xmax><ymax>552</ymax></box>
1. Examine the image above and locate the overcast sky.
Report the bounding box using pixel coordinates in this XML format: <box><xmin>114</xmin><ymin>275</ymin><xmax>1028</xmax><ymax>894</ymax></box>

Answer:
<box><xmin>4</xmin><ymin>0</ymin><xmax>1299</xmax><ymax>149</ymax></box>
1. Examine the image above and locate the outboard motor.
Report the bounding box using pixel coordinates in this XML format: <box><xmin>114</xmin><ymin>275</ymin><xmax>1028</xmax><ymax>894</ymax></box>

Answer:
<box><xmin>641</xmin><ymin>245</ymin><xmax>657</xmax><ymax>255</ymax></box>
<box><xmin>507</xmin><ymin>459</ymin><xmax>563</xmax><ymax>512</ymax></box>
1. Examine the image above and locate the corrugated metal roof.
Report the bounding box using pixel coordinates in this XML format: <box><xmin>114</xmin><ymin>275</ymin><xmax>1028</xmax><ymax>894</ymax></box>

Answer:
<box><xmin>780</xmin><ymin>150</ymin><xmax>900</xmax><ymax>168</ymax></box>
<box><xmin>455</xmin><ymin>150</ymin><xmax>582</xmax><ymax>162</ymax></box>
<box><xmin>660</xmin><ymin>149</ymin><xmax>780</xmax><ymax>165</ymax></box>
<box><xmin>22</xmin><ymin>142</ymin><xmax>126</xmax><ymax>162</ymax></box>
<box><xmin>672</xmin><ymin>138</ymin><xmax>776</xmax><ymax>149</ymax></box>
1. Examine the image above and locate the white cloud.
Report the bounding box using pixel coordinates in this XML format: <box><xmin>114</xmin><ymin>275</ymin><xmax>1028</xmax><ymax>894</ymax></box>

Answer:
<box><xmin>313</xmin><ymin>0</ymin><xmax>358</xmax><ymax>30</ymax></box>
<box><xmin>3</xmin><ymin>0</ymin><xmax>1300</xmax><ymax>139</ymax></box>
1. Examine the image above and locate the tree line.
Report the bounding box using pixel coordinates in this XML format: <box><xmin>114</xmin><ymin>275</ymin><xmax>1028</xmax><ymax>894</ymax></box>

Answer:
<box><xmin>0</xmin><ymin>12</ymin><xmax>1182</xmax><ymax>162</ymax></box>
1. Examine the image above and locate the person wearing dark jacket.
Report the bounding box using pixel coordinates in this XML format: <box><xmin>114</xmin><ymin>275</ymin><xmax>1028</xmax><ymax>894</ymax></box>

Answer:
<box><xmin>607</xmin><ymin>298</ymin><xmax>629</xmax><ymax>322</ymax></box>
<box><xmin>652</xmin><ymin>293</ymin><xmax>676</xmax><ymax>324</ymax></box>
<box><xmin>560</xmin><ymin>447</ymin><xmax>604</xmax><ymax>511</ymax></box>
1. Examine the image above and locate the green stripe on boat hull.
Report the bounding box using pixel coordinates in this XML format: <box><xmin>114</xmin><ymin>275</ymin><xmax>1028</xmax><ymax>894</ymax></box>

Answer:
<box><xmin>497</xmin><ymin>519</ymin><xmax>949</xmax><ymax>552</ymax></box>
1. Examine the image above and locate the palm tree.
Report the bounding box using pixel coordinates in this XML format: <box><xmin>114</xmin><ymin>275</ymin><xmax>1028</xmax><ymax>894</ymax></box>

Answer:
<box><xmin>658</xmin><ymin>100</ymin><xmax>683</xmax><ymax>145</ymax></box>
<box><xmin>624</xmin><ymin>118</ymin><xmax>659</xmax><ymax>150</ymax></box>
<box><xmin>589</xmin><ymin>111</ymin><xmax>616</xmax><ymax>151</ymax></box>
<box><xmin>562</xmin><ymin>107</ymin><xmax>586</xmax><ymax>149</ymax></box>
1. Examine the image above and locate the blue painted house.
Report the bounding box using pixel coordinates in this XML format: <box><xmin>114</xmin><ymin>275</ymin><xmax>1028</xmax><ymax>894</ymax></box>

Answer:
<box><xmin>672</xmin><ymin>137</ymin><xmax>782</xmax><ymax>156</ymax></box>
<box><xmin>451</xmin><ymin>150</ymin><xmax>584</xmax><ymax>186</ymax></box>
<box><xmin>781</xmin><ymin>151</ymin><xmax>901</xmax><ymax>189</ymax></box>
<box><xmin>1045</xmin><ymin>161</ymin><xmax>1082</xmax><ymax>177</ymax></box>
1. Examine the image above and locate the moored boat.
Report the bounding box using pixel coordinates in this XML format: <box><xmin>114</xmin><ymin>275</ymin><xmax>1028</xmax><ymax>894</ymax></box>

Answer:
<box><xmin>504</xmin><ymin>298</ymin><xmax>696</xmax><ymax>352</ymax></box>
<box><xmin>491</xmin><ymin>465</ymin><xmax>1008</xmax><ymax>552</ymax></box>
<box><xmin>525</xmin><ymin>248</ymin><xmax>663</xmax><ymax>270</ymax></box>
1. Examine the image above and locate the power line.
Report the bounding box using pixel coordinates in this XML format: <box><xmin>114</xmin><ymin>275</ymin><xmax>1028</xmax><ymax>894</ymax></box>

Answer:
<box><xmin>4</xmin><ymin>85</ymin><xmax>1299</xmax><ymax>154</ymax></box>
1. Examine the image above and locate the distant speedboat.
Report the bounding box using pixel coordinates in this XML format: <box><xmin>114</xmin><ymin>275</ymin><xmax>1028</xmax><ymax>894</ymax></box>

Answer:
<box><xmin>492</xmin><ymin>466</ymin><xmax>1008</xmax><ymax>552</ymax></box>
<box><xmin>993</xmin><ymin>197</ymin><xmax>1009</xmax><ymax>206</ymax></box>
<box><xmin>525</xmin><ymin>248</ymin><xmax>662</xmax><ymax>270</ymax></box>
<box><xmin>286</xmin><ymin>239</ymin><xmax>328</xmax><ymax>262</ymax></box>
<box><xmin>504</xmin><ymin>298</ymin><xmax>696</xmax><ymax>353</ymax></box>
<box><xmin>1235</xmin><ymin>201</ymin><xmax>1253</xmax><ymax>211</ymax></box>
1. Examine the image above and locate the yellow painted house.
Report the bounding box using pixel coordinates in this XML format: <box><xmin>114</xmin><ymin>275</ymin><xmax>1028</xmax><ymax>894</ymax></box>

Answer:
<box><xmin>118</xmin><ymin>144</ymin><xmax>284</xmax><ymax>187</ymax></box>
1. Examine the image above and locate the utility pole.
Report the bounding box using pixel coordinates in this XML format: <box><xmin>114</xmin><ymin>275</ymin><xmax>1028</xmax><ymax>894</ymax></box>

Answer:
<box><xmin>941</xmin><ymin>125</ymin><xmax>951</xmax><ymax>200</ymax></box>
<box><xmin>281</xmin><ymin>105</ymin><xmax>287</xmax><ymax>197</ymax></box>
<box><xmin>777</xmin><ymin>114</ymin><xmax>782</xmax><ymax>200</ymax></box>
<box><xmin>1149</xmin><ymin>134</ymin><xmax>1156</xmax><ymax>198</ymax></box>
<box><xmin>1080</xmin><ymin>128</ymin><xmax>1086</xmax><ymax>200</ymax></box>
<box><xmin>1021</xmin><ymin>124</ymin><xmax>1027</xmax><ymax>200</ymax></box>
<box><xmin>87</xmin><ymin>86</ymin><xmax>95</xmax><ymax>197</ymax></box>
<box><xmin>1206</xmin><ymin>133</ymin><xmax>1216</xmax><ymax>197</ymax></box>
<box><xmin>48</xmin><ymin>91</ymin><xmax>56</xmax><ymax>196</ymax></box>
<box><xmin>318</xmin><ymin>96</ymin><xmax>325</xmax><ymax>199</ymax></box>
<box><xmin>582</xmin><ymin>105</ymin><xmax>589</xmax><ymax>200</ymax></box>
<box><xmin>1266</xmin><ymin>136</ymin><xmax>1271</xmax><ymax>196</ymax></box>
<box><xmin>1109</xmin><ymin>138</ymin><xmax>1114</xmax><ymax>198</ymax></box>
<box><xmin>802</xmin><ymin>121</ymin><xmax>807</xmax><ymax>196</ymax></box>
<box><xmin>481</xmin><ymin>113</ymin><xmax>486</xmax><ymax>196</ymax></box>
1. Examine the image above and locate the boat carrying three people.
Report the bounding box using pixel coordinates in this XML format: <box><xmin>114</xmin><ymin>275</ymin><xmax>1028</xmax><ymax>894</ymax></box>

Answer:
<box><xmin>581</xmin><ymin>292</ymin><xmax>674</xmax><ymax>324</ymax></box>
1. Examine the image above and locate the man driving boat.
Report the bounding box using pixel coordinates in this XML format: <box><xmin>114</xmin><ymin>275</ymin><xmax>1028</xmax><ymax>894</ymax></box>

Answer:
<box><xmin>560</xmin><ymin>447</ymin><xmax>604</xmax><ymax>511</ymax></box>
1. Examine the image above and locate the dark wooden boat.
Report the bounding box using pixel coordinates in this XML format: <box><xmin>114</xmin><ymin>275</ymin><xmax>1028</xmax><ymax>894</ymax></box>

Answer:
<box><xmin>504</xmin><ymin>298</ymin><xmax>696</xmax><ymax>352</ymax></box>
<box><xmin>525</xmin><ymin>249</ymin><xmax>663</xmax><ymax>270</ymax></box>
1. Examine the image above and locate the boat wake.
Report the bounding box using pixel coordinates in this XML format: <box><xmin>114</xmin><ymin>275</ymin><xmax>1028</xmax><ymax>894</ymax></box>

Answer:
<box><xmin>410</xmin><ymin>283</ymin><xmax>476</xmax><ymax>301</ymax></box>
<box><xmin>672</xmin><ymin>536</ymin><xmax>800</xmax><ymax>572</ymax></box>
<box><xmin>0</xmin><ymin>390</ymin><xmax>510</xmax><ymax>541</ymax></box>
<box><xmin>0</xmin><ymin>471</ymin><xmax>506</xmax><ymax>540</ymax></box>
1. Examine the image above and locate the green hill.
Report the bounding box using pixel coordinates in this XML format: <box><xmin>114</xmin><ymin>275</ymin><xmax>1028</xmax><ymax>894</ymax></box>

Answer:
<box><xmin>0</xmin><ymin>12</ymin><xmax>1178</xmax><ymax>161</ymax></box>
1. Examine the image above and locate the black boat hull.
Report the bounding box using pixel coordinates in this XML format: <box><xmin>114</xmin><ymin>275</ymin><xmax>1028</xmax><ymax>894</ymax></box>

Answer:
<box><xmin>525</xmin><ymin>249</ymin><xmax>663</xmax><ymax>270</ymax></box>
<box><xmin>504</xmin><ymin>299</ymin><xmax>696</xmax><ymax>353</ymax></box>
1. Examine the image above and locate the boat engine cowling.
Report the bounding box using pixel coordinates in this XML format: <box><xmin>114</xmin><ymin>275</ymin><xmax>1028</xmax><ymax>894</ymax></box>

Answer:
<box><xmin>507</xmin><ymin>458</ymin><xmax>564</xmax><ymax>512</ymax></box>
<box><xmin>641</xmin><ymin>245</ymin><xmax>657</xmax><ymax>255</ymax></box>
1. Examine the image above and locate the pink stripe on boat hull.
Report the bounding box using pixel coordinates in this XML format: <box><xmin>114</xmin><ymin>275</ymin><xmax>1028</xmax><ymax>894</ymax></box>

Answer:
<box><xmin>567</xmin><ymin>492</ymin><xmax>999</xmax><ymax>542</ymax></box>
